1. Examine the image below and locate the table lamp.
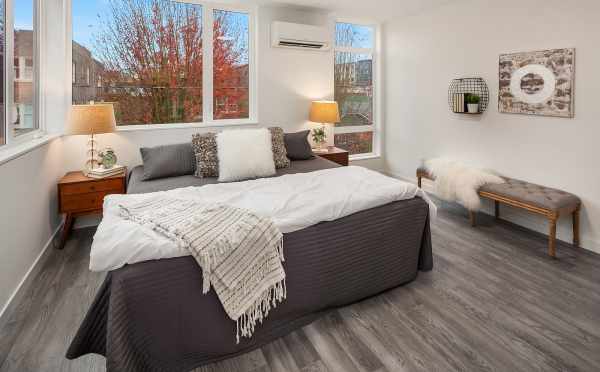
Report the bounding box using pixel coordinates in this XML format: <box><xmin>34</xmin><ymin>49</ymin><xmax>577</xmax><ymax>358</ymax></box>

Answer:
<box><xmin>309</xmin><ymin>101</ymin><xmax>340</xmax><ymax>151</ymax></box>
<box><xmin>67</xmin><ymin>104</ymin><xmax>116</xmax><ymax>175</ymax></box>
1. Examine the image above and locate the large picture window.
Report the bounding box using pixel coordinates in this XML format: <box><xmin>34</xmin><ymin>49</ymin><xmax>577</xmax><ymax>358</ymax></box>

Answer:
<box><xmin>334</xmin><ymin>22</ymin><xmax>378</xmax><ymax>157</ymax></box>
<box><xmin>71</xmin><ymin>0</ymin><xmax>254</xmax><ymax>127</ymax></box>
<box><xmin>0</xmin><ymin>0</ymin><xmax>39</xmax><ymax>147</ymax></box>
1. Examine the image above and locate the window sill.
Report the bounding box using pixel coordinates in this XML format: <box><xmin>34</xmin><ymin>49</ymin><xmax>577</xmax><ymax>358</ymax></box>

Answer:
<box><xmin>0</xmin><ymin>134</ymin><xmax>61</xmax><ymax>167</ymax></box>
<box><xmin>116</xmin><ymin>120</ymin><xmax>259</xmax><ymax>132</ymax></box>
<box><xmin>350</xmin><ymin>153</ymin><xmax>381</xmax><ymax>162</ymax></box>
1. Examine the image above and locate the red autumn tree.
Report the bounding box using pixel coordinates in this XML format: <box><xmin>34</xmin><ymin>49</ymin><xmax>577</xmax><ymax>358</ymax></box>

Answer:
<box><xmin>93</xmin><ymin>0</ymin><xmax>248</xmax><ymax>124</ymax></box>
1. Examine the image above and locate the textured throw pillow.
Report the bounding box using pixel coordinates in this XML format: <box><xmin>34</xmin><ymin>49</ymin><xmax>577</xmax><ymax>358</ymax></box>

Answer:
<box><xmin>192</xmin><ymin>133</ymin><xmax>219</xmax><ymax>178</ymax></box>
<box><xmin>217</xmin><ymin>128</ymin><xmax>276</xmax><ymax>182</ymax></box>
<box><xmin>140</xmin><ymin>143</ymin><xmax>196</xmax><ymax>181</ymax></box>
<box><xmin>269</xmin><ymin>127</ymin><xmax>291</xmax><ymax>169</ymax></box>
<box><xmin>284</xmin><ymin>130</ymin><xmax>315</xmax><ymax>160</ymax></box>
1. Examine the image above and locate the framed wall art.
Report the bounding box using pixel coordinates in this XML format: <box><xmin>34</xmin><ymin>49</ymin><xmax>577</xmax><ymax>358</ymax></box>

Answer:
<box><xmin>499</xmin><ymin>48</ymin><xmax>575</xmax><ymax>118</ymax></box>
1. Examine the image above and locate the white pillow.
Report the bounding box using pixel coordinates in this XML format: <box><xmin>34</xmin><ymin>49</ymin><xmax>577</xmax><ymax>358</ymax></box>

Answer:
<box><xmin>216</xmin><ymin>128</ymin><xmax>276</xmax><ymax>182</ymax></box>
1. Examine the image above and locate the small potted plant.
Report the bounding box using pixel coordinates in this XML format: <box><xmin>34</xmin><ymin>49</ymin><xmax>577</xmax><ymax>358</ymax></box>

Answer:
<box><xmin>466</xmin><ymin>94</ymin><xmax>481</xmax><ymax>114</ymax></box>
<box><xmin>312</xmin><ymin>126</ymin><xmax>327</xmax><ymax>150</ymax></box>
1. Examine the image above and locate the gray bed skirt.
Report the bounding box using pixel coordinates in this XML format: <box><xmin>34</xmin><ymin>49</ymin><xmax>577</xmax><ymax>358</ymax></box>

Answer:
<box><xmin>67</xmin><ymin>197</ymin><xmax>432</xmax><ymax>372</ymax></box>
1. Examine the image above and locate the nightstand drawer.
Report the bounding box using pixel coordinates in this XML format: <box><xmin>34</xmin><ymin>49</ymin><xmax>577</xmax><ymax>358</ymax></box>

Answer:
<box><xmin>60</xmin><ymin>190</ymin><xmax>118</xmax><ymax>213</ymax></box>
<box><xmin>60</xmin><ymin>178</ymin><xmax>124</xmax><ymax>196</ymax></box>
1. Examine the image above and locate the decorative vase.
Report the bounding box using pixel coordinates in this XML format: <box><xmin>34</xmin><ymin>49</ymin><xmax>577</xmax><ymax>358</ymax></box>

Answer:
<box><xmin>467</xmin><ymin>103</ymin><xmax>479</xmax><ymax>113</ymax></box>
<box><xmin>99</xmin><ymin>148</ymin><xmax>118</xmax><ymax>169</ymax></box>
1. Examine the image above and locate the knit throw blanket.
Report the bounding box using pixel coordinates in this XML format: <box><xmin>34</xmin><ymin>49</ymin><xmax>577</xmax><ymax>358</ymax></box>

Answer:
<box><xmin>118</xmin><ymin>196</ymin><xmax>286</xmax><ymax>343</ymax></box>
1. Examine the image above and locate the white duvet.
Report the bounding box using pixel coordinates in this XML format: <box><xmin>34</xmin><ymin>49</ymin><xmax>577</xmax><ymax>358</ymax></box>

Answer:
<box><xmin>90</xmin><ymin>166</ymin><xmax>436</xmax><ymax>272</ymax></box>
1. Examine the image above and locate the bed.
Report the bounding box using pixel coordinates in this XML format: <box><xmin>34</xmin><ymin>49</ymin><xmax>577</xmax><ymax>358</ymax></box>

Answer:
<box><xmin>67</xmin><ymin>157</ymin><xmax>433</xmax><ymax>372</ymax></box>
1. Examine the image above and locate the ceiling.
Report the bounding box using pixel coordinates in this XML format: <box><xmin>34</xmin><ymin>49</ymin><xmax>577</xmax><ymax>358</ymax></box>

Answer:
<box><xmin>234</xmin><ymin>0</ymin><xmax>454</xmax><ymax>21</ymax></box>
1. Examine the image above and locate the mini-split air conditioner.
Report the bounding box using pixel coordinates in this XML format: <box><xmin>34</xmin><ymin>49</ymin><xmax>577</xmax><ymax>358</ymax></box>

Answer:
<box><xmin>271</xmin><ymin>21</ymin><xmax>330</xmax><ymax>51</ymax></box>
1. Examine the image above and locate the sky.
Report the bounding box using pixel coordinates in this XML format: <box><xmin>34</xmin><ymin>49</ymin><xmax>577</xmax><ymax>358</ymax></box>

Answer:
<box><xmin>71</xmin><ymin>0</ymin><xmax>248</xmax><ymax>65</ymax></box>
<box><xmin>14</xmin><ymin>1</ymin><xmax>33</xmax><ymax>30</ymax></box>
<box><xmin>335</xmin><ymin>22</ymin><xmax>374</xmax><ymax>49</ymax></box>
<box><xmin>72</xmin><ymin>0</ymin><xmax>112</xmax><ymax>48</ymax></box>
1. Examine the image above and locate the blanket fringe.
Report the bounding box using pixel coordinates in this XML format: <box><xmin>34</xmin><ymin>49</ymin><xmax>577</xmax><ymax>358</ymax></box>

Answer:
<box><xmin>236</xmin><ymin>279</ymin><xmax>287</xmax><ymax>344</ymax></box>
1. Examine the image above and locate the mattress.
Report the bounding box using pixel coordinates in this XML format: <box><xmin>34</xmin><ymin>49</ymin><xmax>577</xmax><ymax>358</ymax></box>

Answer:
<box><xmin>67</xmin><ymin>158</ymin><xmax>433</xmax><ymax>372</ymax></box>
<box><xmin>127</xmin><ymin>156</ymin><xmax>340</xmax><ymax>194</ymax></box>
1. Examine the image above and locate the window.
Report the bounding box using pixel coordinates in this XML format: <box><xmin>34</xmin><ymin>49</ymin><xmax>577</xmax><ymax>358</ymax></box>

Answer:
<box><xmin>24</xmin><ymin>58</ymin><xmax>33</xmax><ymax>79</ymax></box>
<box><xmin>71</xmin><ymin>0</ymin><xmax>254</xmax><ymax>127</ymax></box>
<box><xmin>334</xmin><ymin>22</ymin><xmax>378</xmax><ymax>157</ymax></box>
<box><xmin>14</xmin><ymin>58</ymin><xmax>20</xmax><ymax>79</ymax></box>
<box><xmin>213</xmin><ymin>9</ymin><xmax>249</xmax><ymax>120</ymax></box>
<box><xmin>72</xmin><ymin>62</ymin><xmax>76</xmax><ymax>84</ymax></box>
<box><xmin>0</xmin><ymin>0</ymin><xmax>40</xmax><ymax>144</ymax></box>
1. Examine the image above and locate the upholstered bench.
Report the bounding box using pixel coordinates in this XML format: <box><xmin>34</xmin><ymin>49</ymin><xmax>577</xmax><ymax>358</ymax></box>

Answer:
<box><xmin>417</xmin><ymin>168</ymin><xmax>581</xmax><ymax>257</ymax></box>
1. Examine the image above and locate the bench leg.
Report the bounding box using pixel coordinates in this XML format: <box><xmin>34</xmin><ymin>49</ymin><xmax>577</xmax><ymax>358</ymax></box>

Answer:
<box><xmin>573</xmin><ymin>205</ymin><xmax>580</xmax><ymax>247</ymax></box>
<box><xmin>549</xmin><ymin>217</ymin><xmax>557</xmax><ymax>258</ymax></box>
<box><xmin>469</xmin><ymin>210</ymin><xmax>476</xmax><ymax>227</ymax></box>
<box><xmin>417</xmin><ymin>176</ymin><xmax>422</xmax><ymax>188</ymax></box>
<box><xmin>494</xmin><ymin>201</ymin><xmax>500</xmax><ymax>219</ymax></box>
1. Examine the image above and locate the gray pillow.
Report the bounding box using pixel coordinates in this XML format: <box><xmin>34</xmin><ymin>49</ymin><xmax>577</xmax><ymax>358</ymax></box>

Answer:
<box><xmin>140</xmin><ymin>143</ymin><xmax>196</xmax><ymax>181</ymax></box>
<box><xmin>284</xmin><ymin>130</ymin><xmax>315</xmax><ymax>160</ymax></box>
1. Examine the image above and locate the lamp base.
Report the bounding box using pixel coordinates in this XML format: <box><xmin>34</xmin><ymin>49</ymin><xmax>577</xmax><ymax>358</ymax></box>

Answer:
<box><xmin>83</xmin><ymin>134</ymin><xmax>100</xmax><ymax>176</ymax></box>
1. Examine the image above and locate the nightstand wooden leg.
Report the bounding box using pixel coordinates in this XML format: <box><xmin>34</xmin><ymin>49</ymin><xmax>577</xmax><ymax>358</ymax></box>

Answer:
<box><xmin>59</xmin><ymin>214</ymin><xmax>74</xmax><ymax>250</ymax></box>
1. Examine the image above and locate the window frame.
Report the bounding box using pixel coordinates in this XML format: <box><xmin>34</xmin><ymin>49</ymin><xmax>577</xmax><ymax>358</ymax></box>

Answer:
<box><xmin>66</xmin><ymin>0</ymin><xmax>258</xmax><ymax>131</ymax></box>
<box><xmin>1</xmin><ymin>0</ymin><xmax>44</xmax><ymax>150</ymax></box>
<box><xmin>333</xmin><ymin>19</ymin><xmax>381</xmax><ymax>160</ymax></box>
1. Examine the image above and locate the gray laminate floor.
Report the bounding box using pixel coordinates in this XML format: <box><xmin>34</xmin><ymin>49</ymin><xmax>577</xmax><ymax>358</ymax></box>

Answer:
<box><xmin>1</xmin><ymin>203</ymin><xmax>599</xmax><ymax>372</ymax></box>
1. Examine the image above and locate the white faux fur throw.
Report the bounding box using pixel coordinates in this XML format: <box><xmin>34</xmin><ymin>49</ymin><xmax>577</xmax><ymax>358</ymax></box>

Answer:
<box><xmin>424</xmin><ymin>158</ymin><xmax>504</xmax><ymax>211</ymax></box>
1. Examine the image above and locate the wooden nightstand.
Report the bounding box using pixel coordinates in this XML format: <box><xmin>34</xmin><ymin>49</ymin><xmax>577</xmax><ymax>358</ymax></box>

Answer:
<box><xmin>57</xmin><ymin>170</ymin><xmax>127</xmax><ymax>249</ymax></box>
<box><xmin>316</xmin><ymin>147</ymin><xmax>349</xmax><ymax>166</ymax></box>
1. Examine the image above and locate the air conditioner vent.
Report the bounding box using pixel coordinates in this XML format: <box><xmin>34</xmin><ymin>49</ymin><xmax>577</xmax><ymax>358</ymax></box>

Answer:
<box><xmin>272</xmin><ymin>21</ymin><xmax>330</xmax><ymax>51</ymax></box>
<box><xmin>278</xmin><ymin>41</ymin><xmax>325</xmax><ymax>49</ymax></box>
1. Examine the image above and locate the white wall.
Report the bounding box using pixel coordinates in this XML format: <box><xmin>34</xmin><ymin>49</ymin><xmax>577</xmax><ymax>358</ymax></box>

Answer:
<box><xmin>0</xmin><ymin>139</ymin><xmax>65</xmax><ymax>317</ymax></box>
<box><xmin>0</xmin><ymin>0</ymin><xmax>69</xmax><ymax>318</ymax></box>
<box><xmin>384</xmin><ymin>0</ymin><xmax>600</xmax><ymax>252</ymax></box>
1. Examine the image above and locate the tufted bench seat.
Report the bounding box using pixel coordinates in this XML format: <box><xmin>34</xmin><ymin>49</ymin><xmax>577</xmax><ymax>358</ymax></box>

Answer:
<box><xmin>417</xmin><ymin>167</ymin><xmax>581</xmax><ymax>257</ymax></box>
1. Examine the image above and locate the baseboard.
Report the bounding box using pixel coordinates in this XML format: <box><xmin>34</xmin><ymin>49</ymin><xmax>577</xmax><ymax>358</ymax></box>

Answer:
<box><xmin>0</xmin><ymin>222</ymin><xmax>62</xmax><ymax>329</ymax></box>
<box><xmin>385</xmin><ymin>171</ymin><xmax>600</xmax><ymax>255</ymax></box>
